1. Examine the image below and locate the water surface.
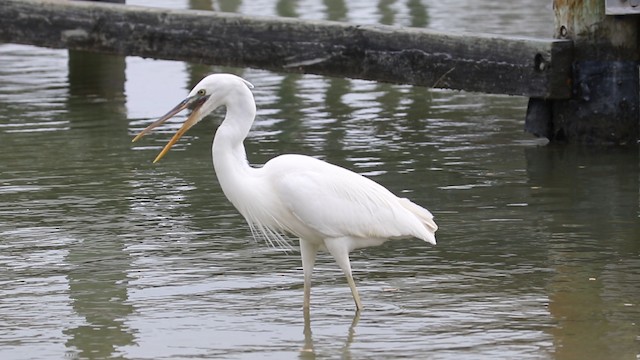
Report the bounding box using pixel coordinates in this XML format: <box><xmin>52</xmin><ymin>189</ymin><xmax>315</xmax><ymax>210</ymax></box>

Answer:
<box><xmin>0</xmin><ymin>1</ymin><xmax>638</xmax><ymax>359</ymax></box>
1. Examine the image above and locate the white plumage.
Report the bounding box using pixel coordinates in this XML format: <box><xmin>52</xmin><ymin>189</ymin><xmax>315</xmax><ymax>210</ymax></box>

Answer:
<box><xmin>133</xmin><ymin>73</ymin><xmax>437</xmax><ymax>310</ymax></box>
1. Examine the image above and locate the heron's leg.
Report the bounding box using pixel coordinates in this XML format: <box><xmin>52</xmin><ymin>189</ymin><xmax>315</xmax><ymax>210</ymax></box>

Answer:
<box><xmin>299</xmin><ymin>239</ymin><xmax>319</xmax><ymax>309</ymax></box>
<box><xmin>324</xmin><ymin>238</ymin><xmax>363</xmax><ymax>311</ymax></box>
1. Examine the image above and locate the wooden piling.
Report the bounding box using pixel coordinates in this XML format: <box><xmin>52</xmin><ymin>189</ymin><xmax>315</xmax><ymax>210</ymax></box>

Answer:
<box><xmin>526</xmin><ymin>0</ymin><xmax>639</xmax><ymax>144</ymax></box>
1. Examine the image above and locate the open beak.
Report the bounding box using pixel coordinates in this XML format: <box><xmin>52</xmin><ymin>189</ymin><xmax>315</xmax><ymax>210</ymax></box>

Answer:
<box><xmin>132</xmin><ymin>94</ymin><xmax>209</xmax><ymax>163</ymax></box>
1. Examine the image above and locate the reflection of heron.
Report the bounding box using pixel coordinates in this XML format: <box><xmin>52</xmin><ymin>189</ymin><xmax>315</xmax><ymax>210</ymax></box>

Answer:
<box><xmin>133</xmin><ymin>74</ymin><xmax>438</xmax><ymax>310</ymax></box>
<box><xmin>301</xmin><ymin>308</ymin><xmax>360</xmax><ymax>358</ymax></box>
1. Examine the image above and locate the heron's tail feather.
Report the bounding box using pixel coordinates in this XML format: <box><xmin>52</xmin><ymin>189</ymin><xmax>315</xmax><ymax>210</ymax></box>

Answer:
<box><xmin>399</xmin><ymin>198</ymin><xmax>438</xmax><ymax>245</ymax></box>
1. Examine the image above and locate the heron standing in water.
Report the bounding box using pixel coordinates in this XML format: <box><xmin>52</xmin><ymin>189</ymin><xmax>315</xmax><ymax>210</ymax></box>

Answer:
<box><xmin>133</xmin><ymin>73</ymin><xmax>437</xmax><ymax>310</ymax></box>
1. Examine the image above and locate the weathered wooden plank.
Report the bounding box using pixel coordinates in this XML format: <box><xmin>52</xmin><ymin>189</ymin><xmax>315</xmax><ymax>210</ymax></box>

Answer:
<box><xmin>0</xmin><ymin>0</ymin><xmax>573</xmax><ymax>98</ymax></box>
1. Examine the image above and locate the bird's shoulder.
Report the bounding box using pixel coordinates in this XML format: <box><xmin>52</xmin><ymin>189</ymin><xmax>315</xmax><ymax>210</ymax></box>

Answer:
<box><xmin>264</xmin><ymin>154</ymin><xmax>388</xmax><ymax>194</ymax></box>
<box><xmin>264</xmin><ymin>154</ymin><xmax>340</xmax><ymax>173</ymax></box>
<box><xmin>262</xmin><ymin>154</ymin><xmax>418</xmax><ymax>237</ymax></box>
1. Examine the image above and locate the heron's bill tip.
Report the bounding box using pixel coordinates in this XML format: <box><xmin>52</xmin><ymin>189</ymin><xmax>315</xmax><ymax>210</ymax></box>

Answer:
<box><xmin>150</xmin><ymin>151</ymin><xmax>168</xmax><ymax>164</ymax></box>
<box><xmin>132</xmin><ymin>133</ymin><xmax>144</xmax><ymax>143</ymax></box>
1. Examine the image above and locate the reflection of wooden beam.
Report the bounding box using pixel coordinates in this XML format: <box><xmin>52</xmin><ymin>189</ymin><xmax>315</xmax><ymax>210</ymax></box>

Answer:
<box><xmin>0</xmin><ymin>0</ymin><xmax>572</xmax><ymax>98</ymax></box>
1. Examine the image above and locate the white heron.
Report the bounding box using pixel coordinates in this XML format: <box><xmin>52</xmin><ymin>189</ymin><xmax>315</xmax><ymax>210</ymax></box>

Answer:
<box><xmin>133</xmin><ymin>73</ymin><xmax>437</xmax><ymax>310</ymax></box>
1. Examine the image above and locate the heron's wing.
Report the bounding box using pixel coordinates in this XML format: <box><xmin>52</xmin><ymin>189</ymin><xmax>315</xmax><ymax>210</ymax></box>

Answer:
<box><xmin>268</xmin><ymin>155</ymin><xmax>436</xmax><ymax>242</ymax></box>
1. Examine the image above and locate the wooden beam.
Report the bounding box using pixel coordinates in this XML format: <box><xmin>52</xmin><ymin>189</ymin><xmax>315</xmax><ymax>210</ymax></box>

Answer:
<box><xmin>0</xmin><ymin>0</ymin><xmax>573</xmax><ymax>98</ymax></box>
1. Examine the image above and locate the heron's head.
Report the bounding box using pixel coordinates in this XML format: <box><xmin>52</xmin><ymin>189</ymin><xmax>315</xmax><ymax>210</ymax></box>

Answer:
<box><xmin>132</xmin><ymin>73</ymin><xmax>254</xmax><ymax>163</ymax></box>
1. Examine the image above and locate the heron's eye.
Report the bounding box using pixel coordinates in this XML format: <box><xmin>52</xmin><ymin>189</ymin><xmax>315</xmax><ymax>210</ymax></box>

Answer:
<box><xmin>197</xmin><ymin>89</ymin><xmax>206</xmax><ymax>96</ymax></box>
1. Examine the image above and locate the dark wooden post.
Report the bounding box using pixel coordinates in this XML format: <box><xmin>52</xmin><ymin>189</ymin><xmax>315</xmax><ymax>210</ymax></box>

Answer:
<box><xmin>526</xmin><ymin>0</ymin><xmax>639</xmax><ymax>145</ymax></box>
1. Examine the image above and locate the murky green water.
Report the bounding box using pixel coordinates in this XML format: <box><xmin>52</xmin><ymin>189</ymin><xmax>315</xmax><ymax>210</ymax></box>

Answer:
<box><xmin>1</xmin><ymin>1</ymin><xmax>639</xmax><ymax>359</ymax></box>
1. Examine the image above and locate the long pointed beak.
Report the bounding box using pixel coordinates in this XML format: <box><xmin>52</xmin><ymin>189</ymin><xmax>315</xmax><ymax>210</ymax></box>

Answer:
<box><xmin>132</xmin><ymin>94</ymin><xmax>209</xmax><ymax>163</ymax></box>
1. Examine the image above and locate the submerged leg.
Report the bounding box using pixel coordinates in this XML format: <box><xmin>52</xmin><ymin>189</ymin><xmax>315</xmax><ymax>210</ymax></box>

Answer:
<box><xmin>324</xmin><ymin>237</ymin><xmax>363</xmax><ymax>311</ymax></box>
<box><xmin>299</xmin><ymin>239</ymin><xmax>319</xmax><ymax>309</ymax></box>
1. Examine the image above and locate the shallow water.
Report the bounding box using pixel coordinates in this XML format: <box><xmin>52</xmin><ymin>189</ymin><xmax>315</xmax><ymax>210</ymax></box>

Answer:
<box><xmin>1</xmin><ymin>1</ymin><xmax>639</xmax><ymax>359</ymax></box>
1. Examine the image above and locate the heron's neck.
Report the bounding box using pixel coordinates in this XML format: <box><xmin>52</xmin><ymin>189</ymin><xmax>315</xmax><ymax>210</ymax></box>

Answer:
<box><xmin>212</xmin><ymin>91</ymin><xmax>257</xmax><ymax>183</ymax></box>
